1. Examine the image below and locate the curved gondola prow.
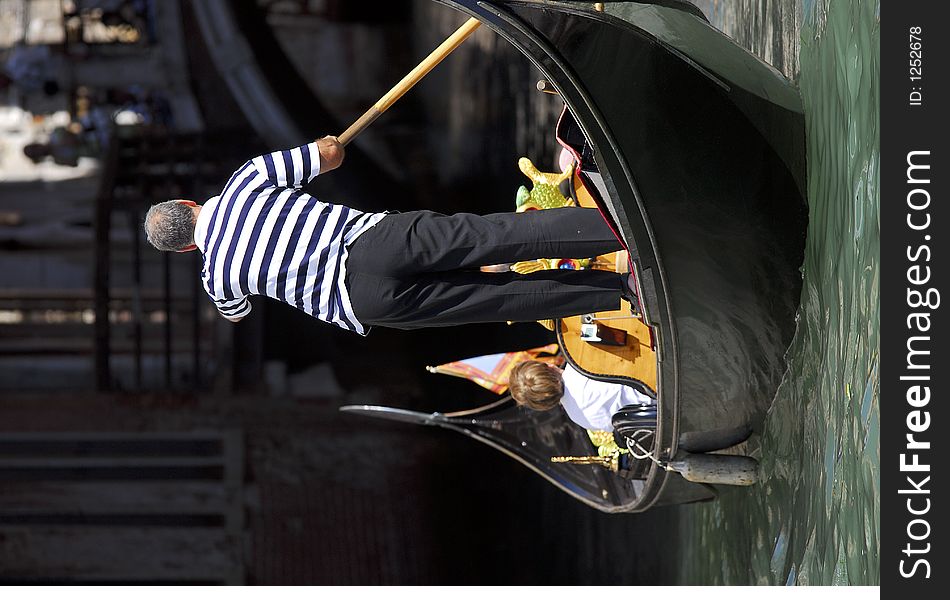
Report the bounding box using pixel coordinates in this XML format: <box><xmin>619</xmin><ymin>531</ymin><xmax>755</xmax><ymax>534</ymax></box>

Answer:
<box><xmin>340</xmin><ymin>402</ymin><xmax>656</xmax><ymax>512</ymax></box>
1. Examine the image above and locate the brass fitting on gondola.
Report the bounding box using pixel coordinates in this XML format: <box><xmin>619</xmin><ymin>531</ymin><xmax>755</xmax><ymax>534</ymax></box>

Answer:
<box><xmin>550</xmin><ymin>453</ymin><xmax>620</xmax><ymax>472</ymax></box>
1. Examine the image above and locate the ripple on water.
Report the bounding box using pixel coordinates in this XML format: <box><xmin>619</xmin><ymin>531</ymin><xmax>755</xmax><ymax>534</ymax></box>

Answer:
<box><xmin>860</xmin><ymin>365</ymin><xmax>874</xmax><ymax>424</ymax></box>
<box><xmin>823</xmin><ymin>426</ymin><xmax>837</xmax><ymax>508</ymax></box>
<box><xmin>832</xmin><ymin>544</ymin><xmax>849</xmax><ymax>585</ymax></box>
<box><xmin>770</xmin><ymin>529</ymin><xmax>789</xmax><ymax>578</ymax></box>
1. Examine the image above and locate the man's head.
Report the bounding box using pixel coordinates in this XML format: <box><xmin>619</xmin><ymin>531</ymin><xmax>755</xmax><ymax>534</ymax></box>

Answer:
<box><xmin>509</xmin><ymin>360</ymin><xmax>564</xmax><ymax>411</ymax></box>
<box><xmin>144</xmin><ymin>200</ymin><xmax>199</xmax><ymax>252</ymax></box>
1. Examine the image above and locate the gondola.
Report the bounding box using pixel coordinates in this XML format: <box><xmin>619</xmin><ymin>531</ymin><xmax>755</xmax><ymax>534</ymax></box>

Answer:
<box><xmin>343</xmin><ymin>0</ymin><xmax>808</xmax><ymax>513</ymax></box>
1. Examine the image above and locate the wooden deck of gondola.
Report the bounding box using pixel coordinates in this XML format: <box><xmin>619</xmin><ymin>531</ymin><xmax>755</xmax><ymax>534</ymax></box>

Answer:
<box><xmin>556</xmin><ymin>307</ymin><xmax>657</xmax><ymax>392</ymax></box>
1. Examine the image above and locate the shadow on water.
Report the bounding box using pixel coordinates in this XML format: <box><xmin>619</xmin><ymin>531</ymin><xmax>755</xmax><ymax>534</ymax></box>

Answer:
<box><xmin>679</xmin><ymin>0</ymin><xmax>879</xmax><ymax>585</ymax></box>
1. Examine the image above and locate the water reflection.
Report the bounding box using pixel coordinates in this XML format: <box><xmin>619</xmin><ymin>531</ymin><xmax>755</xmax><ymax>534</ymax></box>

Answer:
<box><xmin>680</xmin><ymin>0</ymin><xmax>879</xmax><ymax>585</ymax></box>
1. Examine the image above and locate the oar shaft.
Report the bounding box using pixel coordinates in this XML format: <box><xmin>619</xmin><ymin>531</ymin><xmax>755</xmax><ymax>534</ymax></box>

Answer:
<box><xmin>339</xmin><ymin>17</ymin><xmax>481</xmax><ymax>146</ymax></box>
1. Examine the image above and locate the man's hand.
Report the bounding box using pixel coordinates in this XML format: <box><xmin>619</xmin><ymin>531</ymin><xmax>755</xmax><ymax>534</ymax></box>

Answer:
<box><xmin>220</xmin><ymin>304</ymin><xmax>249</xmax><ymax>323</ymax></box>
<box><xmin>316</xmin><ymin>136</ymin><xmax>345</xmax><ymax>173</ymax></box>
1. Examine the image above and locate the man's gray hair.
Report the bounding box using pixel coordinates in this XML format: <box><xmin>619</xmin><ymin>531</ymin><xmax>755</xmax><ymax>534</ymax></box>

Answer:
<box><xmin>144</xmin><ymin>201</ymin><xmax>197</xmax><ymax>251</ymax></box>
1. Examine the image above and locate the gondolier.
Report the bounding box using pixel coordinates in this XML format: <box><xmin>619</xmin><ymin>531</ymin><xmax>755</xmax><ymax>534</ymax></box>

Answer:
<box><xmin>143</xmin><ymin>136</ymin><xmax>634</xmax><ymax>334</ymax></box>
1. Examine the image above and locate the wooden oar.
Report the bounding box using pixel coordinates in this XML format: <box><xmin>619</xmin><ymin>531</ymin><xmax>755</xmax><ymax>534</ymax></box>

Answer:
<box><xmin>338</xmin><ymin>17</ymin><xmax>481</xmax><ymax>146</ymax></box>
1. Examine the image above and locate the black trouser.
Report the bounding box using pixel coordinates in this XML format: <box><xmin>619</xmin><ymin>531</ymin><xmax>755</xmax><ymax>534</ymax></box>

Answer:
<box><xmin>345</xmin><ymin>207</ymin><xmax>625</xmax><ymax>329</ymax></box>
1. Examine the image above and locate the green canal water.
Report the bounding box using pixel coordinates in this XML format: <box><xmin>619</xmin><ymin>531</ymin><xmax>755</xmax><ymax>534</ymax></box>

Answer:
<box><xmin>679</xmin><ymin>0</ymin><xmax>880</xmax><ymax>585</ymax></box>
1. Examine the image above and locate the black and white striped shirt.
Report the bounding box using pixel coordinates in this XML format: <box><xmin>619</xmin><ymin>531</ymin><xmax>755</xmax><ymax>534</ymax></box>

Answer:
<box><xmin>194</xmin><ymin>141</ymin><xmax>386</xmax><ymax>335</ymax></box>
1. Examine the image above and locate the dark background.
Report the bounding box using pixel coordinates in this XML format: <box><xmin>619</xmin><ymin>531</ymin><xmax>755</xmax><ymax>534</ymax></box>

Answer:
<box><xmin>0</xmin><ymin>0</ymin><xmax>679</xmax><ymax>584</ymax></box>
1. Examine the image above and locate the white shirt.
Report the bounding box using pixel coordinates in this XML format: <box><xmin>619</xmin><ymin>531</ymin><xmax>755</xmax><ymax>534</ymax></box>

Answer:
<box><xmin>195</xmin><ymin>141</ymin><xmax>386</xmax><ymax>335</ymax></box>
<box><xmin>560</xmin><ymin>364</ymin><xmax>655</xmax><ymax>431</ymax></box>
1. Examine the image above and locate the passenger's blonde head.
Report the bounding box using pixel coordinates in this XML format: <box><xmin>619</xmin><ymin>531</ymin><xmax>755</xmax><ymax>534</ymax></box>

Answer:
<box><xmin>509</xmin><ymin>360</ymin><xmax>563</xmax><ymax>411</ymax></box>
